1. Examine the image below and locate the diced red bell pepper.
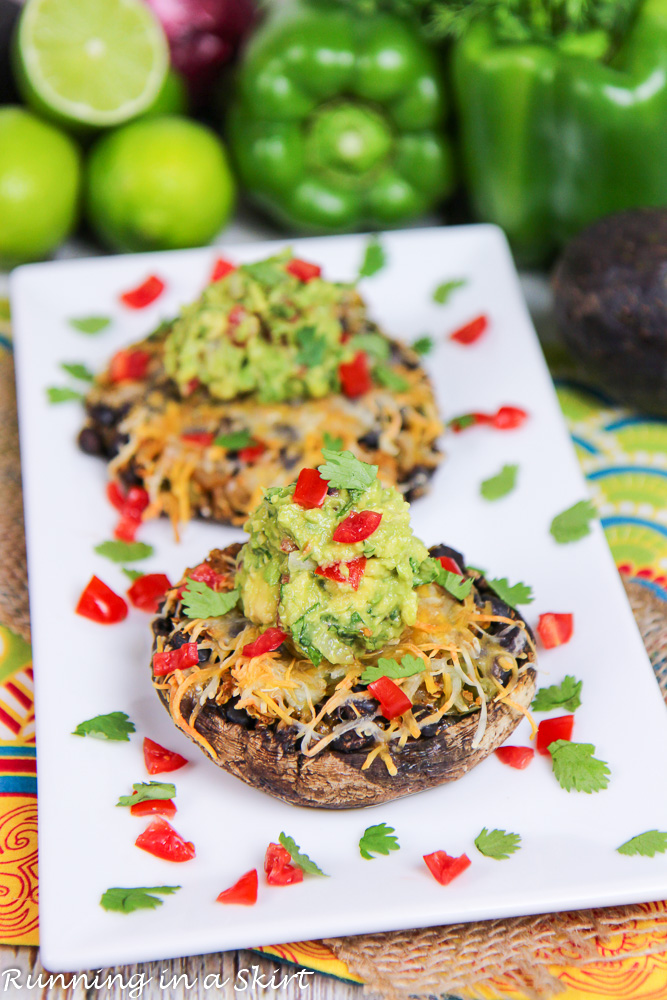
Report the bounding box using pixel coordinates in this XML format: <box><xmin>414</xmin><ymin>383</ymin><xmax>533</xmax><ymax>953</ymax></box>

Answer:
<box><xmin>76</xmin><ymin>575</ymin><xmax>128</xmax><ymax>624</ymax></box>
<box><xmin>492</xmin><ymin>406</ymin><xmax>528</xmax><ymax>430</ymax></box>
<box><xmin>217</xmin><ymin>868</ymin><xmax>258</xmax><ymax>905</ymax></box>
<box><xmin>368</xmin><ymin>676</ymin><xmax>412</xmax><ymax>720</ymax></box>
<box><xmin>143</xmin><ymin>737</ymin><xmax>188</xmax><ymax>775</ymax></box>
<box><xmin>333</xmin><ymin>510</ymin><xmax>382</xmax><ymax>544</ymax></box>
<box><xmin>264</xmin><ymin>843</ymin><xmax>303</xmax><ymax>886</ymax></box>
<box><xmin>536</xmin><ymin>613</ymin><xmax>574</xmax><ymax>649</ymax></box>
<box><xmin>119</xmin><ymin>275</ymin><xmax>165</xmax><ymax>309</ymax></box>
<box><xmin>239</xmin><ymin>440</ymin><xmax>266</xmax><ymax>464</ymax></box>
<box><xmin>108</xmin><ymin>482</ymin><xmax>149</xmax><ymax>519</ymax></box>
<box><xmin>114</xmin><ymin>514</ymin><xmax>141</xmax><ymax>542</ymax></box>
<box><xmin>536</xmin><ymin>715</ymin><xmax>574</xmax><ymax>756</ymax></box>
<box><xmin>190</xmin><ymin>562</ymin><xmax>225</xmax><ymax>590</ymax></box>
<box><xmin>243</xmin><ymin>628</ymin><xmax>286</xmax><ymax>658</ymax></box>
<box><xmin>315</xmin><ymin>556</ymin><xmax>366</xmax><ymax>591</ymax></box>
<box><xmin>106</xmin><ymin>481</ymin><xmax>126</xmax><ymax>511</ymax></box>
<box><xmin>127</xmin><ymin>573</ymin><xmax>172</xmax><ymax>613</ymax></box>
<box><xmin>181</xmin><ymin>431</ymin><xmax>215</xmax><ymax>447</ymax></box>
<box><xmin>286</xmin><ymin>258</ymin><xmax>321</xmax><ymax>282</ymax></box>
<box><xmin>450</xmin><ymin>314</ymin><xmax>488</xmax><ymax>345</ymax></box>
<box><xmin>495</xmin><ymin>746</ymin><xmax>534</xmax><ymax>769</ymax></box>
<box><xmin>438</xmin><ymin>555</ymin><xmax>463</xmax><ymax>576</ymax></box>
<box><xmin>210</xmin><ymin>257</ymin><xmax>235</xmax><ymax>283</ymax></box>
<box><xmin>130</xmin><ymin>798</ymin><xmax>176</xmax><ymax>818</ymax></box>
<box><xmin>423</xmin><ymin>850</ymin><xmax>471</xmax><ymax>885</ymax></box>
<box><xmin>339</xmin><ymin>352</ymin><xmax>372</xmax><ymax>398</ymax></box>
<box><xmin>152</xmin><ymin>642</ymin><xmax>199</xmax><ymax>677</ymax></box>
<box><xmin>293</xmin><ymin>468</ymin><xmax>328</xmax><ymax>509</ymax></box>
<box><xmin>135</xmin><ymin>818</ymin><xmax>195</xmax><ymax>862</ymax></box>
<box><xmin>185</xmin><ymin>377</ymin><xmax>201</xmax><ymax>395</ymax></box>
<box><xmin>109</xmin><ymin>348</ymin><xmax>151</xmax><ymax>383</ymax></box>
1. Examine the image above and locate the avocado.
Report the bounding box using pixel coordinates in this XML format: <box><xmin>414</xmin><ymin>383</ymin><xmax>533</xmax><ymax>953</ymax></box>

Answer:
<box><xmin>552</xmin><ymin>209</ymin><xmax>667</xmax><ymax>415</ymax></box>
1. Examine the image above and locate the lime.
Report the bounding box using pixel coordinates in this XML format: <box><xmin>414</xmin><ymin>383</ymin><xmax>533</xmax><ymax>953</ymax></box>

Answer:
<box><xmin>85</xmin><ymin>116</ymin><xmax>236</xmax><ymax>252</ymax></box>
<box><xmin>0</xmin><ymin>106</ymin><xmax>81</xmax><ymax>267</ymax></box>
<box><xmin>141</xmin><ymin>69</ymin><xmax>187</xmax><ymax>119</ymax></box>
<box><xmin>15</xmin><ymin>0</ymin><xmax>168</xmax><ymax>129</ymax></box>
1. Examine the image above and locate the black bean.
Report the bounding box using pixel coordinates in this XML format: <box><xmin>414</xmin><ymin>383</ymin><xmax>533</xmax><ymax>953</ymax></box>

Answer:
<box><xmin>78</xmin><ymin>426</ymin><xmax>104</xmax><ymax>456</ymax></box>
<box><xmin>279</xmin><ymin>446</ymin><xmax>299</xmax><ymax>470</ymax></box>
<box><xmin>170</xmin><ymin>631</ymin><xmax>189</xmax><ymax>649</ymax></box>
<box><xmin>357</xmin><ymin>430</ymin><xmax>380</xmax><ymax>450</ymax></box>
<box><xmin>152</xmin><ymin>616</ymin><xmax>173</xmax><ymax>637</ymax></box>
<box><xmin>227</xmin><ymin>620</ymin><xmax>247</xmax><ymax>638</ymax></box>
<box><xmin>88</xmin><ymin>403</ymin><xmax>119</xmax><ymax>427</ymax></box>
<box><xmin>222</xmin><ymin>697</ymin><xmax>255</xmax><ymax>729</ymax></box>
<box><xmin>197</xmin><ymin>647</ymin><xmax>211</xmax><ymax>663</ymax></box>
<box><xmin>412</xmin><ymin>704</ymin><xmax>440</xmax><ymax>739</ymax></box>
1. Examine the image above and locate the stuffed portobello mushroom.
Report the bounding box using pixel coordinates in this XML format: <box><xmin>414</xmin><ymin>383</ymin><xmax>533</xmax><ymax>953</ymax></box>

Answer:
<box><xmin>150</xmin><ymin>451</ymin><xmax>537</xmax><ymax>809</ymax></box>
<box><xmin>79</xmin><ymin>251</ymin><xmax>443</xmax><ymax>532</ymax></box>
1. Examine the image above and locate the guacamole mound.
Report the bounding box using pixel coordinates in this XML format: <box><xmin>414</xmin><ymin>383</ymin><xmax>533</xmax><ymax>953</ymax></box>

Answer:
<box><xmin>236</xmin><ymin>464</ymin><xmax>432</xmax><ymax>668</ymax></box>
<box><xmin>163</xmin><ymin>250</ymin><xmax>363</xmax><ymax>404</ymax></box>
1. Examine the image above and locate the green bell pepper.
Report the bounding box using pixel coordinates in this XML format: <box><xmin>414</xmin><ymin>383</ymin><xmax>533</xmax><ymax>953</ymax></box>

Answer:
<box><xmin>227</xmin><ymin>1</ymin><xmax>456</xmax><ymax>232</ymax></box>
<box><xmin>453</xmin><ymin>0</ymin><xmax>667</xmax><ymax>264</ymax></box>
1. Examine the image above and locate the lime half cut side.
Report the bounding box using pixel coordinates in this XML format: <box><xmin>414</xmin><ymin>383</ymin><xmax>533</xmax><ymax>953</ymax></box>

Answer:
<box><xmin>16</xmin><ymin>0</ymin><xmax>169</xmax><ymax>128</ymax></box>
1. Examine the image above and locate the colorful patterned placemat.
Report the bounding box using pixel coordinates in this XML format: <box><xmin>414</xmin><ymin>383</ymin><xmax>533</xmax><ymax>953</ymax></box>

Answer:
<box><xmin>2</xmin><ymin>318</ymin><xmax>667</xmax><ymax>996</ymax></box>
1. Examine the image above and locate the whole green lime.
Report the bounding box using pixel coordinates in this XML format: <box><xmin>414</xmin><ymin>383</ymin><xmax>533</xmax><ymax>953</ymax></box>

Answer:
<box><xmin>0</xmin><ymin>106</ymin><xmax>81</xmax><ymax>267</ymax></box>
<box><xmin>86</xmin><ymin>116</ymin><xmax>236</xmax><ymax>252</ymax></box>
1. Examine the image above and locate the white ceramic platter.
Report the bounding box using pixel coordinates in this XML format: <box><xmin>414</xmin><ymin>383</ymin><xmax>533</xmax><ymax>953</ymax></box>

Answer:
<box><xmin>11</xmin><ymin>226</ymin><xmax>667</xmax><ymax>972</ymax></box>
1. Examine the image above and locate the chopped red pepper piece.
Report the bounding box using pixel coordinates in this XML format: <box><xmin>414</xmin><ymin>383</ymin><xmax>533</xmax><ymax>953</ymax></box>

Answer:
<box><xmin>315</xmin><ymin>556</ymin><xmax>367</xmax><ymax>591</ymax></box>
<box><xmin>438</xmin><ymin>555</ymin><xmax>463</xmax><ymax>576</ymax></box>
<box><xmin>114</xmin><ymin>514</ymin><xmax>141</xmax><ymax>542</ymax></box>
<box><xmin>450</xmin><ymin>314</ymin><xmax>488</xmax><ymax>345</ymax></box>
<box><xmin>217</xmin><ymin>869</ymin><xmax>258</xmax><ymax>905</ymax></box>
<box><xmin>264</xmin><ymin>843</ymin><xmax>304</xmax><ymax>886</ymax></box>
<box><xmin>143</xmin><ymin>737</ymin><xmax>188</xmax><ymax>775</ymax></box>
<box><xmin>152</xmin><ymin>642</ymin><xmax>199</xmax><ymax>677</ymax></box>
<box><xmin>239</xmin><ymin>441</ymin><xmax>266</xmax><ymax>464</ymax></box>
<box><xmin>119</xmin><ymin>274</ymin><xmax>165</xmax><ymax>309</ymax></box>
<box><xmin>368</xmin><ymin>676</ymin><xmax>412</xmax><ymax>720</ymax></box>
<box><xmin>495</xmin><ymin>746</ymin><xmax>534</xmax><ymax>769</ymax></box>
<box><xmin>286</xmin><ymin>258</ymin><xmax>321</xmax><ymax>282</ymax></box>
<box><xmin>106</xmin><ymin>481</ymin><xmax>126</xmax><ymax>511</ymax></box>
<box><xmin>181</xmin><ymin>431</ymin><xmax>215</xmax><ymax>447</ymax></box>
<box><xmin>293</xmin><ymin>468</ymin><xmax>328</xmax><ymax>509</ymax></box>
<box><xmin>339</xmin><ymin>352</ymin><xmax>372</xmax><ymax>398</ymax></box>
<box><xmin>536</xmin><ymin>613</ymin><xmax>574</xmax><ymax>649</ymax></box>
<box><xmin>423</xmin><ymin>850</ymin><xmax>471</xmax><ymax>885</ymax></box>
<box><xmin>243</xmin><ymin>628</ymin><xmax>286</xmax><ymax>658</ymax></box>
<box><xmin>333</xmin><ymin>510</ymin><xmax>382</xmax><ymax>544</ymax></box>
<box><xmin>130</xmin><ymin>798</ymin><xmax>176</xmax><ymax>818</ymax></box>
<box><xmin>109</xmin><ymin>348</ymin><xmax>151</xmax><ymax>383</ymax></box>
<box><xmin>190</xmin><ymin>562</ymin><xmax>225</xmax><ymax>590</ymax></box>
<box><xmin>76</xmin><ymin>575</ymin><xmax>128</xmax><ymax>624</ymax></box>
<box><xmin>210</xmin><ymin>257</ymin><xmax>235</xmax><ymax>283</ymax></box>
<box><xmin>135</xmin><ymin>818</ymin><xmax>195</xmax><ymax>862</ymax></box>
<box><xmin>536</xmin><ymin>715</ymin><xmax>574</xmax><ymax>755</ymax></box>
<box><xmin>127</xmin><ymin>573</ymin><xmax>172</xmax><ymax>613</ymax></box>
<box><xmin>492</xmin><ymin>405</ymin><xmax>528</xmax><ymax>430</ymax></box>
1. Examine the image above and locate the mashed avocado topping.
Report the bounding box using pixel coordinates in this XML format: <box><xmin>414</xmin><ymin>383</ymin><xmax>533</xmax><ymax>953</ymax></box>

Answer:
<box><xmin>163</xmin><ymin>250</ymin><xmax>369</xmax><ymax>404</ymax></box>
<box><xmin>236</xmin><ymin>452</ymin><xmax>432</xmax><ymax>668</ymax></box>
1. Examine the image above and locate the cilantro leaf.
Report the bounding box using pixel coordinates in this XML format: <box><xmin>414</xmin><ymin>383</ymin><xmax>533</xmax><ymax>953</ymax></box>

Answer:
<box><xmin>358</xmin><ymin>235</ymin><xmax>387</xmax><ymax>278</ymax></box>
<box><xmin>448</xmin><ymin>413</ymin><xmax>477</xmax><ymax>431</ymax></box>
<box><xmin>411</xmin><ymin>556</ymin><xmax>440</xmax><ymax>587</ymax></box>
<box><xmin>361</xmin><ymin>654</ymin><xmax>425</xmax><ymax>684</ymax></box>
<box><xmin>69</xmin><ymin>315</ymin><xmax>111</xmax><ymax>334</ymax></box>
<box><xmin>359</xmin><ymin>822</ymin><xmax>400</xmax><ymax>860</ymax></box>
<box><xmin>532</xmin><ymin>676</ymin><xmax>582</xmax><ymax>713</ymax></box>
<box><xmin>279</xmin><ymin>833</ymin><xmax>328</xmax><ymax>876</ymax></box>
<box><xmin>440</xmin><ymin>569</ymin><xmax>473</xmax><ymax>600</ymax></box>
<box><xmin>433</xmin><ymin>279</ymin><xmax>466</xmax><ymax>304</ymax></box>
<box><xmin>94</xmin><ymin>540</ymin><xmax>153</xmax><ymax>563</ymax></box>
<box><xmin>100</xmin><ymin>885</ymin><xmax>180</xmax><ymax>913</ymax></box>
<box><xmin>122</xmin><ymin>567</ymin><xmax>143</xmax><ymax>581</ymax></box>
<box><xmin>243</xmin><ymin>257</ymin><xmax>285</xmax><ymax>288</ymax></box>
<box><xmin>323</xmin><ymin>432</ymin><xmax>343</xmax><ymax>452</ymax></box>
<box><xmin>480</xmin><ymin>464</ymin><xmax>519</xmax><ymax>501</ymax></box>
<box><xmin>474</xmin><ymin>827</ymin><xmax>521</xmax><ymax>860</ymax></box>
<box><xmin>617</xmin><ymin>831</ymin><xmax>667</xmax><ymax>857</ymax></box>
<box><xmin>550</xmin><ymin>500</ymin><xmax>597</xmax><ymax>544</ymax></box>
<box><xmin>47</xmin><ymin>386</ymin><xmax>83</xmax><ymax>404</ymax></box>
<box><xmin>412</xmin><ymin>335</ymin><xmax>433</xmax><ymax>356</ymax></box>
<box><xmin>348</xmin><ymin>333</ymin><xmax>390</xmax><ymax>362</ymax></box>
<box><xmin>73</xmin><ymin>711</ymin><xmax>135</xmax><ymax>742</ymax></box>
<box><xmin>214</xmin><ymin>429</ymin><xmax>253</xmax><ymax>450</ymax></box>
<box><xmin>318</xmin><ymin>449</ymin><xmax>378</xmax><ymax>491</ymax></box>
<box><xmin>181</xmin><ymin>580</ymin><xmax>239</xmax><ymax>619</ymax></box>
<box><xmin>117</xmin><ymin>781</ymin><xmax>176</xmax><ymax>807</ymax></box>
<box><xmin>374</xmin><ymin>365</ymin><xmax>409</xmax><ymax>392</ymax></box>
<box><xmin>486</xmin><ymin>577</ymin><xmax>533</xmax><ymax>606</ymax></box>
<box><xmin>295</xmin><ymin>325</ymin><xmax>327</xmax><ymax>367</ymax></box>
<box><xmin>549</xmin><ymin>740</ymin><xmax>610</xmax><ymax>793</ymax></box>
<box><xmin>61</xmin><ymin>362</ymin><xmax>94</xmax><ymax>382</ymax></box>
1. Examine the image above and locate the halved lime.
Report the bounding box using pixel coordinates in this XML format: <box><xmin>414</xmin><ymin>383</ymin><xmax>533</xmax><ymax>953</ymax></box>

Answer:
<box><xmin>15</xmin><ymin>0</ymin><xmax>169</xmax><ymax>129</ymax></box>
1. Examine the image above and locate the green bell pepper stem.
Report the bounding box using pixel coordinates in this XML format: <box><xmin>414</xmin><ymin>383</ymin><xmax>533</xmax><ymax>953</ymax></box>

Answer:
<box><xmin>228</xmin><ymin>0</ymin><xmax>456</xmax><ymax>233</ymax></box>
<box><xmin>453</xmin><ymin>0</ymin><xmax>667</xmax><ymax>265</ymax></box>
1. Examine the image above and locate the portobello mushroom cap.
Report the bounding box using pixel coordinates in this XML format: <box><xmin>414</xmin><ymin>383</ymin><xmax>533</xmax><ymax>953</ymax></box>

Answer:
<box><xmin>151</xmin><ymin>545</ymin><xmax>537</xmax><ymax>809</ymax></box>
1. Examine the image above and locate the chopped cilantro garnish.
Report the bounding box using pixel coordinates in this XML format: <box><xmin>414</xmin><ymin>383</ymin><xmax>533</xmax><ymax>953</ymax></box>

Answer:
<box><xmin>47</xmin><ymin>386</ymin><xmax>83</xmax><ymax>404</ymax></box>
<box><xmin>122</xmin><ymin>568</ymin><xmax>143</xmax><ymax>581</ymax></box>
<box><xmin>480</xmin><ymin>464</ymin><xmax>518</xmax><ymax>501</ymax></box>
<box><xmin>617</xmin><ymin>831</ymin><xmax>667</xmax><ymax>857</ymax></box>
<box><xmin>181</xmin><ymin>581</ymin><xmax>239</xmax><ymax>619</ymax></box>
<box><xmin>433</xmin><ymin>278</ymin><xmax>466</xmax><ymax>304</ymax></box>
<box><xmin>295</xmin><ymin>325</ymin><xmax>327</xmax><ymax>367</ymax></box>
<box><xmin>374</xmin><ymin>365</ymin><xmax>409</xmax><ymax>392</ymax></box>
<box><xmin>358</xmin><ymin>235</ymin><xmax>387</xmax><ymax>278</ymax></box>
<box><xmin>117</xmin><ymin>781</ymin><xmax>176</xmax><ymax>807</ymax></box>
<box><xmin>279</xmin><ymin>833</ymin><xmax>328</xmax><ymax>876</ymax></box>
<box><xmin>412</xmin><ymin>335</ymin><xmax>433</xmax><ymax>355</ymax></box>
<box><xmin>532</xmin><ymin>676</ymin><xmax>582</xmax><ymax>713</ymax></box>
<box><xmin>61</xmin><ymin>362</ymin><xmax>94</xmax><ymax>382</ymax></box>
<box><xmin>474</xmin><ymin>827</ymin><xmax>521</xmax><ymax>860</ymax></box>
<box><xmin>440</xmin><ymin>570</ymin><xmax>473</xmax><ymax>600</ymax></box>
<box><xmin>323</xmin><ymin>432</ymin><xmax>343</xmax><ymax>452</ymax></box>
<box><xmin>72</xmin><ymin>711</ymin><xmax>135</xmax><ymax>741</ymax></box>
<box><xmin>348</xmin><ymin>332</ymin><xmax>390</xmax><ymax>362</ymax></box>
<box><xmin>69</xmin><ymin>315</ymin><xmax>111</xmax><ymax>334</ymax></box>
<box><xmin>550</xmin><ymin>500</ymin><xmax>597</xmax><ymax>544</ymax></box>
<box><xmin>486</xmin><ymin>577</ymin><xmax>533</xmax><ymax>606</ymax></box>
<box><xmin>100</xmin><ymin>886</ymin><xmax>180</xmax><ymax>913</ymax></box>
<box><xmin>214</xmin><ymin>429</ymin><xmax>253</xmax><ymax>450</ymax></box>
<box><xmin>94</xmin><ymin>540</ymin><xmax>153</xmax><ymax>563</ymax></box>
<box><xmin>549</xmin><ymin>740</ymin><xmax>610</xmax><ymax>793</ymax></box>
<box><xmin>448</xmin><ymin>412</ymin><xmax>477</xmax><ymax>431</ymax></box>
<box><xmin>318</xmin><ymin>449</ymin><xmax>378</xmax><ymax>490</ymax></box>
<box><xmin>359</xmin><ymin>822</ymin><xmax>400</xmax><ymax>860</ymax></box>
<box><xmin>361</xmin><ymin>654</ymin><xmax>425</xmax><ymax>684</ymax></box>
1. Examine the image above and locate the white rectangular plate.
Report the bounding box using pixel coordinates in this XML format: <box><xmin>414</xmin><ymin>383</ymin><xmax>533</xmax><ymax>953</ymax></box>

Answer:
<box><xmin>11</xmin><ymin>226</ymin><xmax>667</xmax><ymax>973</ymax></box>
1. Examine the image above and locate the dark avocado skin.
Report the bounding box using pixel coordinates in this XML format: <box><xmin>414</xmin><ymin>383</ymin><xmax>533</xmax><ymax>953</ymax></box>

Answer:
<box><xmin>552</xmin><ymin>208</ymin><xmax>667</xmax><ymax>416</ymax></box>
